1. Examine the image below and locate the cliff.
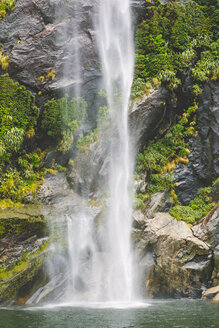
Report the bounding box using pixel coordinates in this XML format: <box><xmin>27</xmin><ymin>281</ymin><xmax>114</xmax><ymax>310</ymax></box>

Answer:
<box><xmin>0</xmin><ymin>0</ymin><xmax>218</xmax><ymax>303</ymax></box>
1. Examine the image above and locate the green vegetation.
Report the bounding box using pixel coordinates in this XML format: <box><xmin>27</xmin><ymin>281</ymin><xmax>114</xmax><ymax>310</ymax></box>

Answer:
<box><xmin>134</xmin><ymin>0</ymin><xmax>219</xmax><ymax>92</ymax></box>
<box><xmin>41</xmin><ymin>95</ymin><xmax>87</xmax><ymax>152</ymax></box>
<box><xmin>136</xmin><ymin>104</ymin><xmax>196</xmax><ymax>176</ymax></box>
<box><xmin>135</xmin><ymin>103</ymin><xmax>198</xmax><ymax>212</ymax></box>
<box><xmin>0</xmin><ymin>75</ymin><xmax>89</xmax><ymax>205</ymax></box>
<box><xmin>76</xmin><ymin>129</ymin><xmax>99</xmax><ymax>151</ymax></box>
<box><xmin>0</xmin><ymin>0</ymin><xmax>16</xmax><ymax>19</ymax></box>
<box><xmin>0</xmin><ymin>50</ymin><xmax>9</xmax><ymax>70</ymax></box>
<box><xmin>170</xmin><ymin>187</ymin><xmax>215</xmax><ymax>223</ymax></box>
<box><xmin>134</xmin><ymin>0</ymin><xmax>218</xmax><ymax>222</ymax></box>
<box><xmin>0</xmin><ymin>75</ymin><xmax>44</xmax><ymax>204</ymax></box>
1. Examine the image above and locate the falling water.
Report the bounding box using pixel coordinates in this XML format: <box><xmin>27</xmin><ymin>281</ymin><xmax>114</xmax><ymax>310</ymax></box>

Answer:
<box><xmin>96</xmin><ymin>0</ymin><xmax>135</xmax><ymax>302</ymax></box>
<box><xmin>29</xmin><ymin>0</ymin><xmax>136</xmax><ymax>306</ymax></box>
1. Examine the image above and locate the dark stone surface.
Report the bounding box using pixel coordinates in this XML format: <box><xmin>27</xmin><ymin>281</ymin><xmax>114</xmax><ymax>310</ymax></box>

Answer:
<box><xmin>174</xmin><ymin>82</ymin><xmax>219</xmax><ymax>205</ymax></box>
<box><xmin>129</xmin><ymin>87</ymin><xmax>169</xmax><ymax>146</ymax></box>
<box><xmin>0</xmin><ymin>0</ymin><xmax>101</xmax><ymax>122</ymax></box>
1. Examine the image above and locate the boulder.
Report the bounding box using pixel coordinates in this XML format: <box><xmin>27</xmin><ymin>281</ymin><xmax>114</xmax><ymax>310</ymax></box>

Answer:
<box><xmin>192</xmin><ymin>206</ymin><xmax>219</xmax><ymax>285</ymax></box>
<box><xmin>134</xmin><ymin>212</ymin><xmax>214</xmax><ymax>298</ymax></box>
<box><xmin>0</xmin><ymin>205</ymin><xmax>49</xmax><ymax>304</ymax></box>
<box><xmin>213</xmin><ymin>293</ymin><xmax>219</xmax><ymax>303</ymax></box>
<box><xmin>202</xmin><ymin>286</ymin><xmax>219</xmax><ymax>299</ymax></box>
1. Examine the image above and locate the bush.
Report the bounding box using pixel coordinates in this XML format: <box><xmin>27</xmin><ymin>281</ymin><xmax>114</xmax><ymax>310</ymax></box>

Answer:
<box><xmin>134</xmin><ymin>0</ymin><xmax>217</xmax><ymax>90</ymax></box>
<box><xmin>41</xmin><ymin>95</ymin><xmax>87</xmax><ymax>152</ymax></box>
<box><xmin>0</xmin><ymin>0</ymin><xmax>16</xmax><ymax>19</ymax></box>
<box><xmin>0</xmin><ymin>74</ymin><xmax>39</xmax><ymax>136</ymax></box>
<box><xmin>169</xmin><ymin>187</ymin><xmax>214</xmax><ymax>223</ymax></box>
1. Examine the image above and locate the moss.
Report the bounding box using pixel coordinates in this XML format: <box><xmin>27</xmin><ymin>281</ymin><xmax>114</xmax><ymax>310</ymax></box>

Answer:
<box><xmin>169</xmin><ymin>187</ymin><xmax>215</xmax><ymax>224</ymax></box>
<box><xmin>0</xmin><ymin>50</ymin><xmax>9</xmax><ymax>70</ymax></box>
<box><xmin>0</xmin><ymin>225</ymin><xmax>5</xmax><ymax>235</ymax></box>
<box><xmin>0</xmin><ymin>239</ymin><xmax>49</xmax><ymax>302</ymax></box>
<box><xmin>0</xmin><ymin>205</ymin><xmax>49</xmax><ymax>242</ymax></box>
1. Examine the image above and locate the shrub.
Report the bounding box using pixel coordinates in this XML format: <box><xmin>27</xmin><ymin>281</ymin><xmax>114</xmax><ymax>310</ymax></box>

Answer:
<box><xmin>0</xmin><ymin>74</ymin><xmax>39</xmax><ymax>136</ymax></box>
<box><xmin>169</xmin><ymin>187</ymin><xmax>214</xmax><ymax>223</ymax></box>
<box><xmin>134</xmin><ymin>0</ymin><xmax>217</xmax><ymax>88</ymax></box>
<box><xmin>41</xmin><ymin>95</ymin><xmax>87</xmax><ymax>151</ymax></box>
<box><xmin>3</xmin><ymin>127</ymin><xmax>24</xmax><ymax>153</ymax></box>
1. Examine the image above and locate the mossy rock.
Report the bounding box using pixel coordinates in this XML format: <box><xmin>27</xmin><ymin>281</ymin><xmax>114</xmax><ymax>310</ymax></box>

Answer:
<box><xmin>0</xmin><ymin>204</ymin><xmax>51</xmax><ymax>239</ymax></box>
<box><xmin>0</xmin><ymin>204</ymin><xmax>51</xmax><ymax>304</ymax></box>
<box><xmin>0</xmin><ymin>244</ymin><xmax>49</xmax><ymax>304</ymax></box>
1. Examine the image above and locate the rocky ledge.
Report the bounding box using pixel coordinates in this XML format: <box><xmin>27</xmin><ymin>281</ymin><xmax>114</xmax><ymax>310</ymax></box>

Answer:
<box><xmin>0</xmin><ymin>205</ymin><xmax>50</xmax><ymax>304</ymax></box>
<box><xmin>133</xmin><ymin>195</ymin><xmax>219</xmax><ymax>298</ymax></box>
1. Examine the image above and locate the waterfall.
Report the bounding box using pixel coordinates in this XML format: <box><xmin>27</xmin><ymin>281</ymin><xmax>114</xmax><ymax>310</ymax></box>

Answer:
<box><xmin>96</xmin><ymin>0</ymin><xmax>135</xmax><ymax>301</ymax></box>
<box><xmin>28</xmin><ymin>0</ymin><xmax>137</xmax><ymax>306</ymax></box>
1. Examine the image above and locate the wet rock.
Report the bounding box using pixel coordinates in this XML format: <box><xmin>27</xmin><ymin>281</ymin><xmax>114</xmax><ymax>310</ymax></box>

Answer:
<box><xmin>0</xmin><ymin>0</ymin><xmax>100</xmax><ymax>120</ymax></box>
<box><xmin>67</xmin><ymin>137</ymin><xmax>109</xmax><ymax>198</ymax></box>
<box><xmin>0</xmin><ymin>205</ymin><xmax>49</xmax><ymax>304</ymax></box>
<box><xmin>135</xmin><ymin>173</ymin><xmax>148</xmax><ymax>194</ymax></box>
<box><xmin>145</xmin><ymin>192</ymin><xmax>173</xmax><ymax>217</ymax></box>
<box><xmin>192</xmin><ymin>206</ymin><xmax>219</xmax><ymax>285</ymax></box>
<box><xmin>213</xmin><ymin>293</ymin><xmax>219</xmax><ymax>302</ymax></box>
<box><xmin>174</xmin><ymin>82</ymin><xmax>219</xmax><ymax>204</ymax></box>
<box><xmin>134</xmin><ymin>212</ymin><xmax>213</xmax><ymax>298</ymax></box>
<box><xmin>212</xmin><ymin>181</ymin><xmax>219</xmax><ymax>202</ymax></box>
<box><xmin>129</xmin><ymin>87</ymin><xmax>168</xmax><ymax>145</ymax></box>
<box><xmin>37</xmin><ymin>172</ymin><xmax>72</xmax><ymax>204</ymax></box>
<box><xmin>202</xmin><ymin>286</ymin><xmax>219</xmax><ymax>299</ymax></box>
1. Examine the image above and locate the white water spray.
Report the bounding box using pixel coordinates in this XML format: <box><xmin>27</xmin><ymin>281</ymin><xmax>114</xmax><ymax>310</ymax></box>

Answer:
<box><xmin>96</xmin><ymin>0</ymin><xmax>135</xmax><ymax>302</ymax></box>
<box><xmin>29</xmin><ymin>0</ymin><xmax>137</xmax><ymax>306</ymax></box>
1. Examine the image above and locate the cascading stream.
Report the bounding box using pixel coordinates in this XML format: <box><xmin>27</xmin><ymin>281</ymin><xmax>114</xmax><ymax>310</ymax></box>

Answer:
<box><xmin>97</xmin><ymin>0</ymin><xmax>135</xmax><ymax>302</ymax></box>
<box><xmin>28</xmin><ymin>0</ymin><xmax>136</xmax><ymax>306</ymax></box>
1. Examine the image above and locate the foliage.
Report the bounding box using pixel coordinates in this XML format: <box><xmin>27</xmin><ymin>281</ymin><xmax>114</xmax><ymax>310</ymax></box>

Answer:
<box><xmin>0</xmin><ymin>0</ymin><xmax>16</xmax><ymax>19</ymax></box>
<box><xmin>76</xmin><ymin>129</ymin><xmax>98</xmax><ymax>151</ymax></box>
<box><xmin>0</xmin><ymin>74</ymin><xmax>39</xmax><ymax>163</ymax></box>
<box><xmin>169</xmin><ymin>187</ymin><xmax>215</xmax><ymax>223</ymax></box>
<box><xmin>41</xmin><ymin>95</ymin><xmax>87</xmax><ymax>152</ymax></box>
<box><xmin>3</xmin><ymin>127</ymin><xmax>24</xmax><ymax>153</ymax></box>
<box><xmin>131</xmin><ymin>78</ymin><xmax>152</xmax><ymax>99</ymax></box>
<box><xmin>147</xmin><ymin>173</ymin><xmax>174</xmax><ymax>194</ymax></box>
<box><xmin>134</xmin><ymin>0</ymin><xmax>218</xmax><ymax>91</ymax></box>
<box><xmin>0</xmin><ymin>50</ymin><xmax>9</xmax><ymax>70</ymax></box>
<box><xmin>38</xmin><ymin>70</ymin><xmax>56</xmax><ymax>83</ymax></box>
<box><xmin>135</xmin><ymin>103</ymin><xmax>198</xmax><ymax>200</ymax></box>
<box><xmin>0</xmin><ymin>74</ymin><xmax>39</xmax><ymax>136</ymax></box>
<box><xmin>0</xmin><ymin>75</ymin><xmax>44</xmax><ymax>204</ymax></box>
<box><xmin>136</xmin><ymin>105</ymin><xmax>196</xmax><ymax>176</ymax></box>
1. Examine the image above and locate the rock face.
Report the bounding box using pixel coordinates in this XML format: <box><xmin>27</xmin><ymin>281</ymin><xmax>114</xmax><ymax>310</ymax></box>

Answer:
<box><xmin>0</xmin><ymin>0</ymin><xmax>101</xmax><ymax>120</ymax></box>
<box><xmin>174</xmin><ymin>82</ymin><xmax>219</xmax><ymax>204</ymax></box>
<box><xmin>67</xmin><ymin>136</ymin><xmax>110</xmax><ymax>197</ymax></box>
<box><xmin>193</xmin><ymin>206</ymin><xmax>219</xmax><ymax>286</ymax></box>
<box><xmin>202</xmin><ymin>285</ymin><xmax>219</xmax><ymax>299</ymax></box>
<box><xmin>0</xmin><ymin>205</ymin><xmax>49</xmax><ymax>304</ymax></box>
<box><xmin>135</xmin><ymin>213</ymin><xmax>214</xmax><ymax>297</ymax></box>
<box><xmin>129</xmin><ymin>87</ymin><xmax>169</xmax><ymax>145</ymax></box>
<box><xmin>133</xmin><ymin>200</ymin><xmax>219</xmax><ymax>298</ymax></box>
